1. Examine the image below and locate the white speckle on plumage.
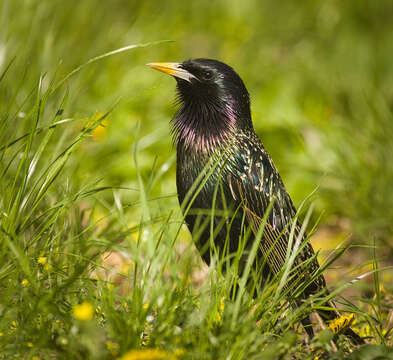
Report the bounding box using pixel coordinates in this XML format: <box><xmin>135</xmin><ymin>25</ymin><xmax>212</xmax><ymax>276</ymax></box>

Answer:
<box><xmin>153</xmin><ymin>58</ymin><xmax>362</xmax><ymax>345</ymax></box>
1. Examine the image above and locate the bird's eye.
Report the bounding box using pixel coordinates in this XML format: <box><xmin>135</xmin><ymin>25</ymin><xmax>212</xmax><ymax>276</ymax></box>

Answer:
<box><xmin>202</xmin><ymin>70</ymin><xmax>213</xmax><ymax>80</ymax></box>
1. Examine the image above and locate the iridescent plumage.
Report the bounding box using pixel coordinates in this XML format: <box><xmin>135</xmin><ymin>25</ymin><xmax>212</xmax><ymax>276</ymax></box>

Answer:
<box><xmin>149</xmin><ymin>58</ymin><xmax>364</xmax><ymax>344</ymax></box>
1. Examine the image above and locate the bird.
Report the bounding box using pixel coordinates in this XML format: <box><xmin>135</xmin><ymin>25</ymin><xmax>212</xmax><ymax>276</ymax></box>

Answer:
<box><xmin>147</xmin><ymin>59</ymin><xmax>364</xmax><ymax>345</ymax></box>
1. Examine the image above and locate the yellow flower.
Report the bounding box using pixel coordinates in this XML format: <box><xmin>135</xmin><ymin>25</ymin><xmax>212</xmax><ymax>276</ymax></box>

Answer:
<box><xmin>329</xmin><ymin>314</ymin><xmax>355</xmax><ymax>334</ymax></box>
<box><xmin>118</xmin><ymin>349</ymin><xmax>171</xmax><ymax>360</ymax></box>
<box><xmin>38</xmin><ymin>257</ymin><xmax>47</xmax><ymax>265</ymax></box>
<box><xmin>0</xmin><ymin>332</ymin><xmax>3</xmax><ymax>336</ymax></box>
<box><xmin>91</xmin><ymin>113</ymin><xmax>109</xmax><ymax>140</ymax></box>
<box><xmin>358</xmin><ymin>325</ymin><xmax>371</xmax><ymax>337</ymax></box>
<box><xmin>44</xmin><ymin>263</ymin><xmax>53</xmax><ymax>272</ymax></box>
<box><xmin>72</xmin><ymin>301</ymin><xmax>94</xmax><ymax>321</ymax></box>
<box><xmin>22</xmin><ymin>279</ymin><xmax>30</xmax><ymax>287</ymax></box>
<box><xmin>27</xmin><ymin>342</ymin><xmax>33</xmax><ymax>347</ymax></box>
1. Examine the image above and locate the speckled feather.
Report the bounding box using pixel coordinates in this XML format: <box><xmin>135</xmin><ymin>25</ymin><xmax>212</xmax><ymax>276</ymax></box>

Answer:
<box><xmin>163</xmin><ymin>58</ymin><xmax>363</xmax><ymax>344</ymax></box>
<box><xmin>176</xmin><ymin>124</ymin><xmax>326</xmax><ymax>297</ymax></box>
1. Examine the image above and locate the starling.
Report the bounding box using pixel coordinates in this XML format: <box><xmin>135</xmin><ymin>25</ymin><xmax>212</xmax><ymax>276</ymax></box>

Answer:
<box><xmin>148</xmin><ymin>59</ymin><xmax>364</xmax><ymax>344</ymax></box>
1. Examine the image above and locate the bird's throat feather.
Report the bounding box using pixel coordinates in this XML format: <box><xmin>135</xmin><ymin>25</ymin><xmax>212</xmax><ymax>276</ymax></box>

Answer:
<box><xmin>172</xmin><ymin>98</ymin><xmax>238</xmax><ymax>154</ymax></box>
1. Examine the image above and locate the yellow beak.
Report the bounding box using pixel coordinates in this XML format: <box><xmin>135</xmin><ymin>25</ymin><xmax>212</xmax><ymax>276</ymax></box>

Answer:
<box><xmin>147</xmin><ymin>62</ymin><xmax>196</xmax><ymax>82</ymax></box>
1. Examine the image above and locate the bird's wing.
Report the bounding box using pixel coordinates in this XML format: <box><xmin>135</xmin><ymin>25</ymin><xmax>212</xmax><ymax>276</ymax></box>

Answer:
<box><xmin>227</xmin><ymin>139</ymin><xmax>324</xmax><ymax>292</ymax></box>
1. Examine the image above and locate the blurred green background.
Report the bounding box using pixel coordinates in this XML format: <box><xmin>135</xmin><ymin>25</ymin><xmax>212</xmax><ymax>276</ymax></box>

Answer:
<box><xmin>1</xmin><ymin>0</ymin><xmax>393</xmax><ymax>254</ymax></box>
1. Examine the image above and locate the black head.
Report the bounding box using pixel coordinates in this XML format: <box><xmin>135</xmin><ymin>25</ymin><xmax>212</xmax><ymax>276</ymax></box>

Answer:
<box><xmin>148</xmin><ymin>59</ymin><xmax>252</xmax><ymax>127</ymax></box>
<box><xmin>148</xmin><ymin>59</ymin><xmax>253</xmax><ymax>151</ymax></box>
<box><xmin>179</xmin><ymin>58</ymin><xmax>249</xmax><ymax>112</ymax></box>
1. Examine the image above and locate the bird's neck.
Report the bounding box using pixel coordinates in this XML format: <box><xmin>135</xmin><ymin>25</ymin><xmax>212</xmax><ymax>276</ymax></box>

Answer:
<box><xmin>172</xmin><ymin>100</ymin><xmax>246</xmax><ymax>154</ymax></box>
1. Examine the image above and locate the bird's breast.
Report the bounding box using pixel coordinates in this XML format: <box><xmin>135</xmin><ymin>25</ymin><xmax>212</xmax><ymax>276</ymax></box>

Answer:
<box><xmin>176</xmin><ymin>148</ymin><xmax>217</xmax><ymax>209</ymax></box>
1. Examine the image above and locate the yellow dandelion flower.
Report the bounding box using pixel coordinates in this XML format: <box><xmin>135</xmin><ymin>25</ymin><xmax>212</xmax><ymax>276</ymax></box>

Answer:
<box><xmin>22</xmin><ymin>279</ymin><xmax>30</xmax><ymax>287</ymax></box>
<box><xmin>43</xmin><ymin>263</ymin><xmax>53</xmax><ymax>271</ymax></box>
<box><xmin>329</xmin><ymin>314</ymin><xmax>355</xmax><ymax>334</ymax></box>
<box><xmin>72</xmin><ymin>301</ymin><xmax>94</xmax><ymax>321</ymax></box>
<box><xmin>0</xmin><ymin>332</ymin><xmax>3</xmax><ymax>336</ymax></box>
<box><xmin>91</xmin><ymin>113</ymin><xmax>109</xmax><ymax>140</ymax></box>
<box><xmin>118</xmin><ymin>348</ymin><xmax>170</xmax><ymax>360</ymax></box>
<box><xmin>38</xmin><ymin>257</ymin><xmax>47</xmax><ymax>265</ymax></box>
<box><xmin>359</xmin><ymin>325</ymin><xmax>371</xmax><ymax>337</ymax></box>
<box><xmin>143</xmin><ymin>303</ymin><xmax>149</xmax><ymax>311</ymax></box>
<box><xmin>26</xmin><ymin>342</ymin><xmax>33</xmax><ymax>347</ymax></box>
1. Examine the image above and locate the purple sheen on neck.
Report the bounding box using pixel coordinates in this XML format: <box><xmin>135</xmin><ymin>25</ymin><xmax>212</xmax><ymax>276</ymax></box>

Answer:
<box><xmin>172</xmin><ymin>99</ymin><xmax>238</xmax><ymax>153</ymax></box>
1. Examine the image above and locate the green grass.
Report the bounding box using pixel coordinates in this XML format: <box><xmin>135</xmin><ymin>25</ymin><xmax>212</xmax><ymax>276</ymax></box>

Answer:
<box><xmin>1</xmin><ymin>1</ymin><xmax>393</xmax><ymax>359</ymax></box>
